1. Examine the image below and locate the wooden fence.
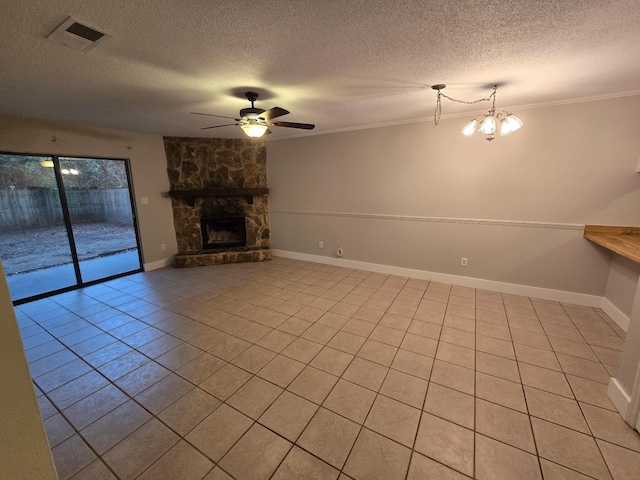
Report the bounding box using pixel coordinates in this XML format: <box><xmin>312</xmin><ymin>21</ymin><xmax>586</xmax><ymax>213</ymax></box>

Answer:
<box><xmin>0</xmin><ymin>189</ymin><xmax>134</xmax><ymax>229</ymax></box>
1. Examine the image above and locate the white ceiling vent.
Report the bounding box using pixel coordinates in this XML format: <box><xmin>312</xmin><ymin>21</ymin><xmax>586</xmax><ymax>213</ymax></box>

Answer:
<box><xmin>47</xmin><ymin>17</ymin><xmax>110</xmax><ymax>52</ymax></box>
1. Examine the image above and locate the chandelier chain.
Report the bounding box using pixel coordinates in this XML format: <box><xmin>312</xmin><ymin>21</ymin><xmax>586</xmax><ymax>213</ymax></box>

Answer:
<box><xmin>434</xmin><ymin>86</ymin><xmax>497</xmax><ymax>125</ymax></box>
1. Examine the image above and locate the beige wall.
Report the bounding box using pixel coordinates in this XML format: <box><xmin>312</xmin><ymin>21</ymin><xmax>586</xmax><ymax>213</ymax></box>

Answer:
<box><xmin>0</xmin><ymin>114</ymin><xmax>177</xmax><ymax>267</ymax></box>
<box><xmin>0</xmin><ymin>260</ymin><xmax>58</xmax><ymax>479</ymax></box>
<box><xmin>267</xmin><ymin>95</ymin><xmax>640</xmax><ymax>296</ymax></box>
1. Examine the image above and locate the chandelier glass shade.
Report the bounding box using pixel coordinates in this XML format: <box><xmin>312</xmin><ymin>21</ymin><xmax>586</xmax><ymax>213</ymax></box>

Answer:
<box><xmin>433</xmin><ymin>84</ymin><xmax>523</xmax><ymax>141</ymax></box>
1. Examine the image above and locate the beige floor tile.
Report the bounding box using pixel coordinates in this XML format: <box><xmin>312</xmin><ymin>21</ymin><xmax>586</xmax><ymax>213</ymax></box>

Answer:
<box><xmin>539</xmin><ymin>459</ymin><xmax>597</xmax><ymax>480</ymax></box>
<box><xmin>230</xmin><ymin>344</ymin><xmax>277</xmax><ymax>373</ymax></box>
<box><xmin>103</xmin><ymin>418</ymin><xmax>179</xmax><ymax>480</ymax></box>
<box><xmin>136</xmin><ymin>440</ymin><xmax>213</xmax><ymax>480</ymax></box>
<box><xmin>199</xmin><ymin>363</ymin><xmax>252</xmax><ymax>400</ymax></box>
<box><xmin>219</xmin><ymin>423</ymin><xmax>292</xmax><ymax>480</ymax></box>
<box><xmin>420</xmin><ymin>297</ymin><xmax>448</xmax><ymax>313</ymax></box>
<box><xmin>591</xmin><ymin>345</ymin><xmax>622</xmax><ymax>367</ymax></box>
<box><xmin>508</xmin><ymin>317</ymin><xmax>546</xmax><ymax>335</ymax></box>
<box><xmin>414</xmin><ymin>413</ymin><xmax>474</xmax><ymax>477</ymax></box>
<box><xmin>475</xmin><ymin>398</ymin><xmax>536</xmax><ymax>453</ymax></box>
<box><xmin>400</xmin><ymin>332</ymin><xmax>438</xmax><ymax>356</ymax></box>
<box><xmin>174</xmin><ymin>352</ymin><xmax>226</xmax><ymax>385</ymax></box>
<box><xmin>364</xmin><ymin>394</ymin><xmax>421</xmax><ymax>447</ymax></box>
<box><xmin>556</xmin><ymin>354</ymin><xmax>611</xmax><ymax>384</ymax></box>
<box><xmin>69</xmin><ymin>459</ymin><xmax>117</xmax><ymax>480</ymax></box>
<box><xmin>257</xmin><ymin>354</ymin><xmax>306</xmax><ymax>388</ymax></box>
<box><xmin>44</xmin><ymin>413</ymin><xmax>75</xmax><ymax>448</ymax></box>
<box><xmin>430</xmin><ymin>360</ymin><xmax>475</xmax><ymax>395</ymax></box>
<box><xmin>343</xmin><ymin>428</ymin><xmax>412</xmax><ymax>480</ymax></box>
<box><xmin>369</xmin><ymin>325</ymin><xmax>405</xmax><ymax>347</ymax></box>
<box><xmin>272</xmin><ymin>446</ymin><xmax>339</xmax><ymax>480</ymax></box>
<box><xmin>52</xmin><ymin>434</ymin><xmax>96</xmax><ymax>480</ymax></box>
<box><xmin>531</xmin><ymin>417</ymin><xmax>612</xmax><ymax>480</ymax></box>
<box><xmin>543</xmin><ymin>323</ymin><xmax>585</xmax><ymax>342</ymax></box>
<box><xmin>524</xmin><ymin>387</ymin><xmax>590</xmax><ymax>434</ymax></box>
<box><xmin>548</xmin><ymin>336</ymin><xmax>599</xmax><ymax>362</ymax></box>
<box><xmin>35</xmin><ymin>357</ymin><xmax>94</xmax><ymax>393</ymax></box>
<box><xmin>158</xmin><ymin>387</ymin><xmax>221</xmax><ymax>436</ymax></box>
<box><xmin>227</xmin><ymin>376</ymin><xmax>283</xmax><ymax>419</ymax></box>
<box><xmin>436</xmin><ymin>342</ymin><xmax>475</xmax><ymax>369</ymax></box>
<box><xmin>318</xmin><ymin>312</ymin><xmax>351</xmax><ymax>330</ymax></box>
<box><xmin>259</xmin><ymin>390</ymin><xmax>318</xmax><ymax>442</ymax></box>
<box><xmin>475</xmin><ymin>309</ymin><xmax>508</xmax><ymax>327</ymax></box>
<box><xmin>155</xmin><ymin>343</ymin><xmax>201</xmax><ymax>370</ymax></box>
<box><xmin>581</xmin><ymin>403</ymin><xmax>640</xmax><ymax>451</ymax></box>
<box><xmin>380</xmin><ymin>369</ymin><xmax>428</xmax><ymax>408</ymax></box>
<box><xmin>298</xmin><ymin>407</ymin><xmax>360</xmax><ymax>469</ymax></box>
<box><xmin>47</xmin><ymin>370</ymin><xmax>110</xmax><ymax>410</ymax></box>
<box><xmin>135</xmin><ymin>373</ymin><xmax>193</xmax><ymax>414</ymax></box>
<box><xmin>187</xmin><ymin>328</ymin><xmax>230</xmax><ymax>351</ymax></box>
<box><xmin>475</xmin><ymin>433</ymin><xmax>542</xmax><ymax>480</ymax></box>
<box><xmin>352</xmin><ymin>306</ymin><xmax>384</xmax><ymax>323</ymax></box>
<box><xmin>581</xmin><ymin>330</ymin><xmax>625</xmax><ymax>351</ymax></box>
<box><xmin>282</xmin><ymin>337</ymin><xmax>324</xmax><ymax>363</ymax></box>
<box><xmin>356</xmin><ymin>339</ymin><xmax>397</xmax><ymax>366</ymax></box>
<box><xmin>440</xmin><ymin>326</ymin><xmax>475</xmax><ymax>349</ymax></box>
<box><xmin>327</xmin><ymin>331</ymin><xmax>366</xmax><ymax>354</ymax></box>
<box><xmin>413</xmin><ymin>308</ymin><xmax>445</xmax><ymax>325</ymax></box>
<box><xmin>276</xmin><ymin>316</ymin><xmax>312</xmax><ymax>336</ymax></box>
<box><xmin>407</xmin><ymin>319</ymin><xmax>441</xmax><ymax>339</ymax></box>
<box><xmin>424</xmin><ymin>383</ymin><xmax>474</xmax><ymax>429</ymax></box>
<box><xmin>407</xmin><ymin>452</ymin><xmax>472</xmax><ymax>479</ymax></box>
<box><xmin>340</xmin><ymin>318</ymin><xmax>377</xmax><ymax>337</ymax></box>
<box><xmin>208</xmin><ymin>335</ymin><xmax>252</xmax><ymax>361</ymax></box>
<box><xmin>476</xmin><ymin>372</ymin><xmax>527</xmax><ymax>413</ymax></box>
<box><xmin>287</xmin><ymin>365</ymin><xmax>339</xmax><ymax>404</ymax></box>
<box><xmin>444</xmin><ymin>314</ymin><xmax>476</xmax><ymax>333</ymax></box>
<box><xmin>323</xmin><ymin>379</ymin><xmax>376</xmax><ymax>424</ymax></box>
<box><xmin>63</xmin><ymin>384</ymin><xmax>128</xmax><ymax>430</ymax></box>
<box><xmin>476</xmin><ymin>320</ymin><xmax>511</xmax><ymax>341</ymax></box>
<box><xmin>476</xmin><ymin>351</ymin><xmax>520</xmax><ymax>382</ymax></box>
<box><xmin>185</xmin><ymin>403</ymin><xmax>253</xmax><ymax>462</ymax></box>
<box><xmin>476</xmin><ymin>334</ymin><xmax>515</xmax><ymax>360</ymax></box>
<box><xmin>513</xmin><ymin>343</ymin><xmax>561</xmax><ymax>370</ymax></box>
<box><xmin>256</xmin><ymin>329</ymin><xmax>297</xmax><ymax>352</ymax></box>
<box><xmin>311</xmin><ymin>346</ymin><xmax>355</xmax><ymax>375</ymax></box>
<box><xmin>81</xmin><ymin>399</ymin><xmax>152</xmax><ymax>454</ymax></box>
<box><xmin>449</xmin><ymin>294</ymin><xmax>476</xmax><ymax>308</ymax></box>
<box><xmin>597</xmin><ymin>439</ymin><xmax>640</xmax><ymax>480</ymax></box>
<box><xmin>342</xmin><ymin>357</ymin><xmax>389</xmax><ymax>392</ymax></box>
<box><xmin>519</xmin><ymin>363</ymin><xmax>574</xmax><ymax>398</ymax></box>
<box><xmin>510</xmin><ymin>329</ymin><xmax>552</xmax><ymax>352</ymax></box>
<box><xmin>566</xmin><ymin>375</ymin><xmax>616</xmax><ymax>410</ymax></box>
<box><xmin>391</xmin><ymin>349</ymin><xmax>433</xmax><ymax>380</ymax></box>
<box><xmin>301</xmin><ymin>324</ymin><xmax>339</xmax><ymax>344</ymax></box>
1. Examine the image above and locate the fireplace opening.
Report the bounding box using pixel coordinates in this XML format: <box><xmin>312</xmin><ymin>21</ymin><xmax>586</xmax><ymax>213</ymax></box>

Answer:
<box><xmin>201</xmin><ymin>217</ymin><xmax>246</xmax><ymax>250</ymax></box>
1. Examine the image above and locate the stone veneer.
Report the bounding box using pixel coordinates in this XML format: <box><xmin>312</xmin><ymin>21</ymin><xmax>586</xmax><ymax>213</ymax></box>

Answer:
<box><xmin>163</xmin><ymin>136</ymin><xmax>271</xmax><ymax>267</ymax></box>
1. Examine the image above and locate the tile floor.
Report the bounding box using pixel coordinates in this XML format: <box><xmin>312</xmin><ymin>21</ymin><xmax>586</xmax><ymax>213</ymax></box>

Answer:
<box><xmin>15</xmin><ymin>256</ymin><xmax>640</xmax><ymax>480</ymax></box>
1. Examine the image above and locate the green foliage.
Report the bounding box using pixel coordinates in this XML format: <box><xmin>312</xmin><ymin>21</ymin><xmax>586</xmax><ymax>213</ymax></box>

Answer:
<box><xmin>0</xmin><ymin>154</ymin><xmax>129</xmax><ymax>190</ymax></box>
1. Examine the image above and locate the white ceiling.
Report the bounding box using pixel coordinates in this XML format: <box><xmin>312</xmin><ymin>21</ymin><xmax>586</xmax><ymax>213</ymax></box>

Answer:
<box><xmin>2</xmin><ymin>0</ymin><xmax>639</xmax><ymax>139</ymax></box>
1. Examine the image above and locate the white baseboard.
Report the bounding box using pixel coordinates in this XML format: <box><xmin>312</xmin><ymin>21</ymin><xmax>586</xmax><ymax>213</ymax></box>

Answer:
<box><xmin>271</xmin><ymin>250</ymin><xmax>603</xmax><ymax>308</ymax></box>
<box><xmin>600</xmin><ymin>297</ymin><xmax>631</xmax><ymax>332</ymax></box>
<box><xmin>608</xmin><ymin>378</ymin><xmax>631</xmax><ymax>418</ymax></box>
<box><xmin>143</xmin><ymin>257</ymin><xmax>174</xmax><ymax>271</ymax></box>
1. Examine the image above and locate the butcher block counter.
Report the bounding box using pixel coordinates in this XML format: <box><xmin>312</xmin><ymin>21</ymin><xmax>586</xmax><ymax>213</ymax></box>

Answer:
<box><xmin>583</xmin><ymin>225</ymin><xmax>640</xmax><ymax>264</ymax></box>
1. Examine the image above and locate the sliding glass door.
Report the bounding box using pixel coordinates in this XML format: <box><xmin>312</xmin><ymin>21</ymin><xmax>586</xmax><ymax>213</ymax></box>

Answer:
<box><xmin>0</xmin><ymin>153</ymin><xmax>142</xmax><ymax>303</ymax></box>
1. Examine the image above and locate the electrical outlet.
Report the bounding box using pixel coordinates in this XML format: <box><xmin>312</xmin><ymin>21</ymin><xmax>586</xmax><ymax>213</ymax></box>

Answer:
<box><xmin>319</xmin><ymin>241</ymin><xmax>324</xmax><ymax>248</ymax></box>
<box><xmin>161</xmin><ymin>243</ymin><xmax>166</xmax><ymax>251</ymax></box>
<box><xmin>141</xmin><ymin>197</ymin><xmax>149</xmax><ymax>204</ymax></box>
<box><xmin>460</xmin><ymin>257</ymin><xmax>468</xmax><ymax>267</ymax></box>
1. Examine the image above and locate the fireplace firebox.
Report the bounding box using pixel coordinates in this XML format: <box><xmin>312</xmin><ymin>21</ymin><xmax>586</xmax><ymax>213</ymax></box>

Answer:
<box><xmin>201</xmin><ymin>217</ymin><xmax>246</xmax><ymax>249</ymax></box>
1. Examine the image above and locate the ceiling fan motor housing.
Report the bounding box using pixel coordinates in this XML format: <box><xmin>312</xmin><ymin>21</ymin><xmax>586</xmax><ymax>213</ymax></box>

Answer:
<box><xmin>240</xmin><ymin>107</ymin><xmax>266</xmax><ymax>119</ymax></box>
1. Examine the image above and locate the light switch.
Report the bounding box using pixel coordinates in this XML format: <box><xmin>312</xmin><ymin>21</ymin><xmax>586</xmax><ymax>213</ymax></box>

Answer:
<box><xmin>141</xmin><ymin>197</ymin><xmax>149</xmax><ymax>204</ymax></box>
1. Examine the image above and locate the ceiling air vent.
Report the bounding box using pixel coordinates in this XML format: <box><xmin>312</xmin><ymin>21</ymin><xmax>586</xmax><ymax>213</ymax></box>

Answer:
<box><xmin>46</xmin><ymin>17</ymin><xmax>110</xmax><ymax>52</ymax></box>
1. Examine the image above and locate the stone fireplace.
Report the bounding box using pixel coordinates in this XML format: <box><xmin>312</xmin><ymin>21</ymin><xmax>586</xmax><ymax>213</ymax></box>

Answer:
<box><xmin>164</xmin><ymin>136</ymin><xmax>271</xmax><ymax>267</ymax></box>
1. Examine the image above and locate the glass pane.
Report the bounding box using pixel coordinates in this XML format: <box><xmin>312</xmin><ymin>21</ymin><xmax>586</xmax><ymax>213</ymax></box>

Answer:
<box><xmin>0</xmin><ymin>154</ymin><xmax>77</xmax><ymax>301</ymax></box>
<box><xmin>58</xmin><ymin>157</ymin><xmax>141</xmax><ymax>283</ymax></box>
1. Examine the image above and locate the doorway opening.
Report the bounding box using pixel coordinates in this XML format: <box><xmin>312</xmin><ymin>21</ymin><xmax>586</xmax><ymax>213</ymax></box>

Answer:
<box><xmin>0</xmin><ymin>153</ymin><xmax>143</xmax><ymax>304</ymax></box>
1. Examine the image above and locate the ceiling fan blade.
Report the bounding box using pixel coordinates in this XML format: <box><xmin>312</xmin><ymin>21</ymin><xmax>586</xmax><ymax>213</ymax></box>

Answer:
<box><xmin>269</xmin><ymin>121</ymin><xmax>315</xmax><ymax>130</ymax></box>
<box><xmin>264</xmin><ymin>129</ymin><xmax>272</xmax><ymax>135</ymax></box>
<box><xmin>257</xmin><ymin>107</ymin><xmax>289</xmax><ymax>121</ymax></box>
<box><xmin>191</xmin><ymin>112</ymin><xmax>240</xmax><ymax>121</ymax></box>
<box><xmin>200</xmin><ymin>123</ymin><xmax>238</xmax><ymax>130</ymax></box>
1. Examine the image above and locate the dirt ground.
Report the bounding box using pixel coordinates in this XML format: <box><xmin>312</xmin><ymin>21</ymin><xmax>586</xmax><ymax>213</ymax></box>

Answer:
<box><xmin>0</xmin><ymin>223</ymin><xmax>138</xmax><ymax>275</ymax></box>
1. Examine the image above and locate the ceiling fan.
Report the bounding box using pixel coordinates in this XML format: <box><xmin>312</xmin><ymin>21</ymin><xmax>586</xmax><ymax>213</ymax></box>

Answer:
<box><xmin>191</xmin><ymin>92</ymin><xmax>315</xmax><ymax>138</ymax></box>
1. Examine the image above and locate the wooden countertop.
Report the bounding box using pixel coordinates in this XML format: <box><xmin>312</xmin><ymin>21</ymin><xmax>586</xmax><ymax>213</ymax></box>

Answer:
<box><xmin>584</xmin><ymin>225</ymin><xmax>640</xmax><ymax>264</ymax></box>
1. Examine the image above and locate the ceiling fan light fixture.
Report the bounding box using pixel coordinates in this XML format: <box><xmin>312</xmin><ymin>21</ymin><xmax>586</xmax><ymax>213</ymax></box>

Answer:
<box><xmin>241</xmin><ymin>121</ymin><xmax>268</xmax><ymax>138</ymax></box>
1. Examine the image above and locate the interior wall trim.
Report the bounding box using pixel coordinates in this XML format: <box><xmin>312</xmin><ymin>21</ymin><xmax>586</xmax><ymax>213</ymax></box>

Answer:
<box><xmin>270</xmin><ymin>210</ymin><xmax>584</xmax><ymax>231</ymax></box>
<box><xmin>143</xmin><ymin>257</ymin><xmax>174</xmax><ymax>271</ymax></box>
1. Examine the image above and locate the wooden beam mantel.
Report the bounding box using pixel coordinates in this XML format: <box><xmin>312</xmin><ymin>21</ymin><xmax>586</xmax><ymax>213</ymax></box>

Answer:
<box><xmin>168</xmin><ymin>188</ymin><xmax>269</xmax><ymax>198</ymax></box>
<box><xmin>584</xmin><ymin>225</ymin><xmax>640</xmax><ymax>264</ymax></box>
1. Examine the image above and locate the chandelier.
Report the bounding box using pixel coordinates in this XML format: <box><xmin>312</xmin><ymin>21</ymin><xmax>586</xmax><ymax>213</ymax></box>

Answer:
<box><xmin>432</xmin><ymin>84</ymin><xmax>523</xmax><ymax>141</ymax></box>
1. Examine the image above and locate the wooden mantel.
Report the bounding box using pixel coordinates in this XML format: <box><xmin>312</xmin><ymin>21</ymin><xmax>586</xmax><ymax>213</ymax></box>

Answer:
<box><xmin>584</xmin><ymin>225</ymin><xmax>640</xmax><ymax>264</ymax></box>
<box><xmin>168</xmin><ymin>188</ymin><xmax>269</xmax><ymax>198</ymax></box>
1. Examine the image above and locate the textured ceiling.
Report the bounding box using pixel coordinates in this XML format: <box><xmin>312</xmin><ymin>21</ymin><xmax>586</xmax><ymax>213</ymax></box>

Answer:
<box><xmin>1</xmin><ymin>0</ymin><xmax>639</xmax><ymax>139</ymax></box>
